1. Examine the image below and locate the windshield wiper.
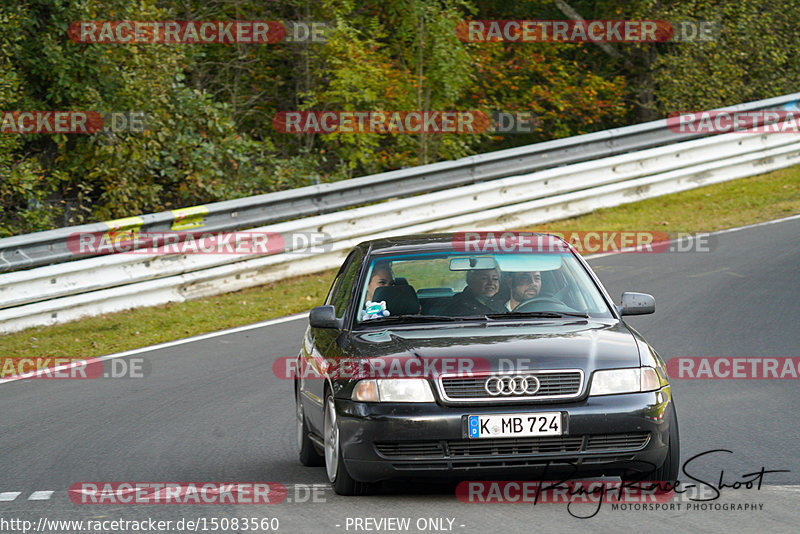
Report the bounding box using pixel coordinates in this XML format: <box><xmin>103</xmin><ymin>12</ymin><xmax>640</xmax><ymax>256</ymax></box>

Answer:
<box><xmin>361</xmin><ymin>314</ymin><xmax>473</xmax><ymax>324</ymax></box>
<box><xmin>485</xmin><ymin>311</ymin><xmax>590</xmax><ymax>319</ymax></box>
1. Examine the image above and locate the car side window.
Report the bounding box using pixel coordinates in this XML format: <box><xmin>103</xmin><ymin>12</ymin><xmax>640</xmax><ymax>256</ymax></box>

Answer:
<box><xmin>329</xmin><ymin>249</ymin><xmax>363</xmax><ymax>318</ymax></box>
<box><xmin>324</xmin><ymin>270</ymin><xmax>344</xmax><ymax>306</ymax></box>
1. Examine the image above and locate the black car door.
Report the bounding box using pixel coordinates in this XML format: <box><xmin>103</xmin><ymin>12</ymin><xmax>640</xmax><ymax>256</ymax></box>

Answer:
<box><xmin>302</xmin><ymin>248</ymin><xmax>363</xmax><ymax>433</ymax></box>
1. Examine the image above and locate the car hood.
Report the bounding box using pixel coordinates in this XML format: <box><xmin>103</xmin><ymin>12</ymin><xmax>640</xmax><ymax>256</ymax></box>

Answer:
<box><xmin>346</xmin><ymin>320</ymin><xmax>641</xmax><ymax>374</ymax></box>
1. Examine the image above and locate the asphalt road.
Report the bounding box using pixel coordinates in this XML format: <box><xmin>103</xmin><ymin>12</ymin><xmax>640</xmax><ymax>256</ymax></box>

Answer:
<box><xmin>2</xmin><ymin>216</ymin><xmax>800</xmax><ymax>533</ymax></box>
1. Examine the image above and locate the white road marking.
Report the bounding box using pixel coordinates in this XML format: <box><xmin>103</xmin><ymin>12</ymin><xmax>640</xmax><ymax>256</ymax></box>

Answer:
<box><xmin>771</xmin><ymin>485</ymin><xmax>800</xmax><ymax>492</ymax></box>
<box><xmin>28</xmin><ymin>490</ymin><xmax>53</xmax><ymax>500</ymax></box>
<box><xmin>708</xmin><ymin>212</ymin><xmax>800</xmax><ymax>235</ymax></box>
<box><xmin>0</xmin><ymin>312</ymin><xmax>308</xmax><ymax>385</ymax></box>
<box><xmin>0</xmin><ymin>492</ymin><xmax>21</xmax><ymax>501</ymax></box>
<box><xmin>586</xmin><ymin>213</ymin><xmax>800</xmax><ymax>260</ymax></box>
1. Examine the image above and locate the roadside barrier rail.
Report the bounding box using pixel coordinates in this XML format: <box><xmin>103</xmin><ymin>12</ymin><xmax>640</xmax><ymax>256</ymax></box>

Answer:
<box><xmin>1</xmin><ymin>93</ymin><xmax>799</xmax><ymax>333</ymax></box>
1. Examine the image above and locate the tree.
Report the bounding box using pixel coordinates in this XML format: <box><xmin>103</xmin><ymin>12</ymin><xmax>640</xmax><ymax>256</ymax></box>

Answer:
<box><xmin>1</xmin><ymin>0</ymin><xmax>278</xmax><ymax>233</ymax></box>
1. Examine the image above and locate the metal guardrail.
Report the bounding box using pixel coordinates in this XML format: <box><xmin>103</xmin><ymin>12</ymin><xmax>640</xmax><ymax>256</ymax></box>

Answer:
<box><xmin>1</xmin><ymin>129</ymin><xmax>796</xmax><ymax>312</ymax></box>
<box><xmin>2</xmin><ymin>91</ymin><xmax>799</xmax><ymax>273</ymax></box>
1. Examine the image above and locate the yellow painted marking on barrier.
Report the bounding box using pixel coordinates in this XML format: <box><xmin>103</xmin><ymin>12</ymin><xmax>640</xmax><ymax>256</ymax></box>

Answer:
<box><xmin>102</xmin><ymin>216</ymin><xmax>144</xmax><ymax>242</ymax></box>
<box><xmin>171</xmin><ymin>205</ymin><xmax>209</xmax><ymax>231</ymax></box>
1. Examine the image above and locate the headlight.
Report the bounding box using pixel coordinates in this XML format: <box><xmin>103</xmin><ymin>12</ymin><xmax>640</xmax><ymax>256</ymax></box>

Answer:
<box><xmin>351</xmin><ymin>379</ymin><xmax>435</xmax><ymax>402</ymax></box>
<box><xmin>590</xmin><ymin>367</ymin><xmax>665</xmax><ymax>396</ymax></box>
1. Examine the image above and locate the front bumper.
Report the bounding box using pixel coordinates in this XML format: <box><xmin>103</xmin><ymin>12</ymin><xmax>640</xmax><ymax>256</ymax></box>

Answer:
<box><xmin>336</xmin><ymin>386</ymin><xmax>674</xmax><ymax>483</ymax></box>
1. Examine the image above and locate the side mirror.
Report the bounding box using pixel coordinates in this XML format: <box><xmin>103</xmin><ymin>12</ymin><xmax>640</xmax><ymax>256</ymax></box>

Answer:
<box><xmin>618</xmin><ymin>292</ymin><xmax>655</xmax><ymax>316</ymax></box>
<box><xmin>309</xmin><ymin>305</ymin><xmax>341</xmax><ymax>329</ymax></box>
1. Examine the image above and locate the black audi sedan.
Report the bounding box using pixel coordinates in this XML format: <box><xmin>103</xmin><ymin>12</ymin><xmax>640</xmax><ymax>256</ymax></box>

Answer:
<box><xmin>294</xmin><ymin>233</ymin><xmax>678</xmax><ymax>495</ymax></box>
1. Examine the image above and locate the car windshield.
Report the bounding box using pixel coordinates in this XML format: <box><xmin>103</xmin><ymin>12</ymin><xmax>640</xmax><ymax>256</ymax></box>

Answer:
<box><xmin>356</xmin><ymin>251</ymin><xmax>613</xmax><ymax>323</ymax></box>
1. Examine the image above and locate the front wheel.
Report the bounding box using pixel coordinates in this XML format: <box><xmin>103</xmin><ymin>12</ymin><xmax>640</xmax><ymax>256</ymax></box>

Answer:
<box><xmin>323</xmin><ymin>393</ymin><xmax>367</xmax><ymax>495</ymax></box>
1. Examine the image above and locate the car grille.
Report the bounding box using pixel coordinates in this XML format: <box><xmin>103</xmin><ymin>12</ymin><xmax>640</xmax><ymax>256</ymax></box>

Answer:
<box><xmin>585</xmin><ymin>433</ymin><xmax>651</xmax><ymax>451</ymax></box>
<box><xmin>448</xmin><ymin>436</ymin><xmax>584</xmax><ymax>456</ymax></box>
<box><xmin>374</xmin><ymin>442</ymin><xmax>445</xmax><ymax>458</ymax></box>
<box><xmin>438</xmin><ymin>370</ymin><xmax>583</xmax><ymax>402</ymax></box>
<box><xmin>374</xmin><ymin>432</ymin><xmax>650</xmax><ymax>470</ymax></box>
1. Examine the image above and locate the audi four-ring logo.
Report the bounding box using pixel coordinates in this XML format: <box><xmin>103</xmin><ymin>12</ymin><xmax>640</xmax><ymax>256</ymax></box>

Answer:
<box><xmin>484</xmin><ymin>375</ymin><xmax>540</xmax><ymax>396</ymax></box>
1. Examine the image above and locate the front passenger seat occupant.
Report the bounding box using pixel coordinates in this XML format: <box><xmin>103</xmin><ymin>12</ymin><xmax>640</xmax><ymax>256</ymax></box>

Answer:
<box><xmin>445</xmin><ymin>268</ymin><xmax>505</xmax><ymax>315</ymax></box>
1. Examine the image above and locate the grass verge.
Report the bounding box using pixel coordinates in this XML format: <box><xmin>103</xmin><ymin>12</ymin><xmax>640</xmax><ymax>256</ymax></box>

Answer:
<box><xmin>3</xmin><ymin>165</ymin><xmax>799</xmax><ymax>360</ymax></box>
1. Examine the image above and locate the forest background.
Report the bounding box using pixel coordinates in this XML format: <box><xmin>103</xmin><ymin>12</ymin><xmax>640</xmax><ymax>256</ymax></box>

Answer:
<box><xmin>1</xmin><ymin>0</ymin><xmax>798</xmax><ymax>237</ymax></box>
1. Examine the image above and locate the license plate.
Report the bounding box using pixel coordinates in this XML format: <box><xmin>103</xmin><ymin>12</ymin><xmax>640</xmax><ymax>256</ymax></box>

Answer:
<box><xmin>467</xmin><ymin>412</ymin><xmax>562</xmax><ymax>439</ymax></box>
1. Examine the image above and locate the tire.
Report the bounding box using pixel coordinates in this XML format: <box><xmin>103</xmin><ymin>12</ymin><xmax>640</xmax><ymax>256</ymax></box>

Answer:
<box><xmin>296</xmin><ymin>386</ymin><xmax>323</xmax><ymax>467</ymax></box>
<box><xmin>323</xmin><ymin>393</ymin><xmax>367</xmax><ymax>495</ymax></box>
<box><xmin>651</xmin><ymin>401</ymin><xmax>680</xmax><ymax>484</ymax></box>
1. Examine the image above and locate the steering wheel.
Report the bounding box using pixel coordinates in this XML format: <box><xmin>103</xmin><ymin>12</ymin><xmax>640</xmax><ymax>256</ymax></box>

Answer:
<box><xmin>512</xmin><ymin>296</ymin><xmax>573</xmax><ymax>313</ymax></box>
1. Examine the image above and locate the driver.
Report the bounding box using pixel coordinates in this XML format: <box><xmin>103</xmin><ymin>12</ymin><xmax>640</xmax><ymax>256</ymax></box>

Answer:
<box><xmin>444</xmin><ymin>268</ymin><xmax>506</xmax><ymax>315</ymax></box>
<box><xmin>504</xmin><ymin>271</ymin><xmax>542</xmax><ymax>311</ymax></box>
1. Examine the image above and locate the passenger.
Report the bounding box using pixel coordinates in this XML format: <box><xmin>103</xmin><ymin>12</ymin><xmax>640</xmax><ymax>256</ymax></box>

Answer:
<box><xmin>503</xmin><ymin>271</ymin><xmax>542</xmax><ymax>311</ymax></box>
<box><xmin>365</xmin><ymin>265</ymin><xmax>393</xmax><ymax>302</ymax></box>
<box><xmin>444</xmin><ymin>268</ymin><xmax>505</xmax><ymax>315</ymax></box>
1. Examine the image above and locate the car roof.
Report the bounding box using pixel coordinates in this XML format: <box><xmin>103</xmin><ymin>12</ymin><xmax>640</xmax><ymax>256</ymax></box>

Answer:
<box><xmin>358</xmin><ymin>232</ymin><xmax>569</xmax><ymax>256</ymax></box>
